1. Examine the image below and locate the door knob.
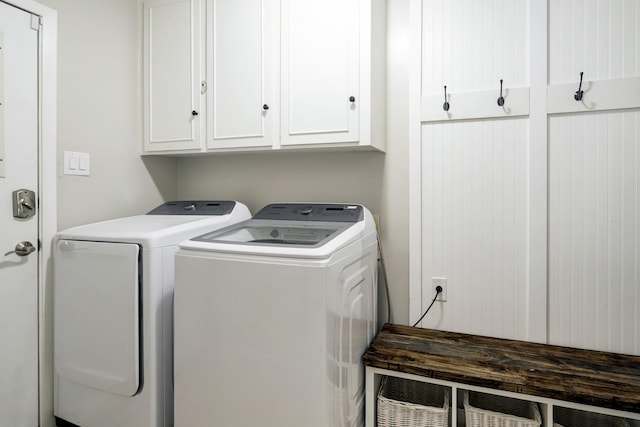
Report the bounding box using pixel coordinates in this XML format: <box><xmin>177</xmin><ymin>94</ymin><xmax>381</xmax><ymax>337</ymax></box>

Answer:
<box><xmin>12</xmin><ymin>189</ymin><xmax>36</xmax><ymax>219</ymax></box>
<box><xmin>4</xmin><ymin>241</ymin><xmax>36</xmax><ymax>257</ymax></box>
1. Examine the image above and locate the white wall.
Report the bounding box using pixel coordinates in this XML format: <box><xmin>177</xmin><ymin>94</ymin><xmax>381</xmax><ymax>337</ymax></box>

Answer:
<box><xmin>415</xmin><ymin>0</ymin><xmax>533</xmax><ymax>341</ymax></box>
<box><xmin>412</xmin><ymin>0</ymin><xmax>640</xmax><ymax>355</ymax></box>
<box><xmin>39</xmin><ymin>0</ymin><xmax>179</xmax><ymax>231</ymax></box>
<box><xmin>177</xmin><ymin>0</ymin><xmax>412</xmax><ymax>326</ymax></box>
<box><xmin>547</xmin><ymin>0</ymin><xmax>640</xmax><ymax>355</ymax></box>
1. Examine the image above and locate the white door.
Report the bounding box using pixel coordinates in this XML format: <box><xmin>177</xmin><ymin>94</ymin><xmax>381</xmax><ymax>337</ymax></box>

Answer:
<box><xmin>0</xmin><ymin>2</ymin><xmax>39</xmax><ymax>426</ymax></box>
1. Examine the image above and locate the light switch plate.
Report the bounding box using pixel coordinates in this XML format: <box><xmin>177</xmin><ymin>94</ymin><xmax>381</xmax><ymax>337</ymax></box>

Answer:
<box><xmin>64</xmin><ymin>151</ymin><xmax>90</xmax><ymax>176</ymax></box>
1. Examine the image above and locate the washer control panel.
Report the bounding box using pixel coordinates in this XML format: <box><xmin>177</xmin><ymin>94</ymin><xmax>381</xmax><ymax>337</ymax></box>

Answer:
<box><xmin>253</xmin><ymin>203</ymin><xmax>363</xmax><ymax>222</ymax></box>
<box><xmin>147</xmin><ymin>200</ymin><xmax>236</xmax><ymax>215</ymax></box>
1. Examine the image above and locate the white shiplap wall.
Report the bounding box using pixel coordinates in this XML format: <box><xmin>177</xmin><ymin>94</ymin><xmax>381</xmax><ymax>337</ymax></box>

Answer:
<box><xmin>418</xmin><ymin>0</ymin><xmax>531</xmax><ymax>340</ymax></box>
<box><xmin>421</xmin><ymin>119</ymin><xmax>529</xmax><ymax>339</ymax></box>
<box><xmin>422</xmin><ymin>0</ymin><xmax>529</xmax><ymax>94</ymax></box>
<box><xmin>549</xmin><ymin>111</ymin><xmax>640</xmax><ymax>355</ymax></box>
<box><xmin>548</xmin><ymin>0</ymin><xmax>640</xmax><ymax>355</ymax></box>
<box><xmin>414</xmin><ymin>0</ymin><xmax>639</xmax><ymax>352</ymax></box>
<box><xmin>549</xmin><ymin>0</ymin><xmax>639</xmax><ymax>83</ymax></box>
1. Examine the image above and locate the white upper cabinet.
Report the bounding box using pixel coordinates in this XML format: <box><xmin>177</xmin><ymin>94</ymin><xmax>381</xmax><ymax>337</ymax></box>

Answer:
<box><xmin>207</xmin><ymin>0</ymin><xmax>279</xmax><ymax>150</ymax></box>
<box><xmin>281</xmin><ymin>0</ymin><xmax>359</xmax><ymax>146</ymax></box>
<box><xmin>281</xmin><ymin>0</ymin><xmax>385</xmax><ymax>150</ymax></box>
<box><xmin>143</xmin><ymin>0</ymin><xmax>203</xmax><ymax>153</ymax></box>
<box><xmin>142</xmin><ymin>0</ymin><xmax>385</xmax><ymax>154</ymax></box>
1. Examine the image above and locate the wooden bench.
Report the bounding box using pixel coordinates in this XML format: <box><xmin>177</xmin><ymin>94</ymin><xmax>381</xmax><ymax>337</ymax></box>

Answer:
<box><xmin>363</xmin><ymin>323</ymin><xmax>640</xmax><ymax>426</ymax></box>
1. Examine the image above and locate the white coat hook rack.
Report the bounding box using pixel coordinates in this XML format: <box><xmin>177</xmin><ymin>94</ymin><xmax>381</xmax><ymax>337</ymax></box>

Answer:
<box><xmin>421</xmin><ymin>83</ymin><xmax>530</xmax><ymax>122</ymax></box>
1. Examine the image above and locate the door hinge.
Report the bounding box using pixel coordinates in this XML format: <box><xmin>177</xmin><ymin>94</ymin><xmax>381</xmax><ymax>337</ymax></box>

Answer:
<box><xmin>30</xmin><ymin>14</ymin><xmax>41</xmax><ymax>31</ymax></box>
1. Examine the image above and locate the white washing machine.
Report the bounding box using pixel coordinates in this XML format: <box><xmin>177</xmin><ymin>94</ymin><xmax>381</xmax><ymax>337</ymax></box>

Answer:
<box><xmin>174</xmin><ymin>203</ymin><xmax>378</xmax><ymax>427</ymax></box>
<box><xmin>53</xmin><ymin>200</ymin><xmax>251</xmax><ymax>427</ymax></box>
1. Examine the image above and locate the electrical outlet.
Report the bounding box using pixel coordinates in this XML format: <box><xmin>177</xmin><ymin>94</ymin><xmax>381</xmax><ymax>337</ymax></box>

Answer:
<box><xmin>432</xmin><ymin>277</ymin><xmax>447</xmax><ymax>302</ymax></box>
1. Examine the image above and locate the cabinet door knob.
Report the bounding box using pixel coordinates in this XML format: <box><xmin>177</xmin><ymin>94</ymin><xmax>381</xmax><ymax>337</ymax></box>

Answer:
<box><xmin>192</xmin><ymin>110</ymin><xmax>199</xmax><ymax>116</ymax></box>
<box><xmin>262</xmin><ymin>104</ymin><xmax>269</xmax><ymax>110</ymax></box>
<box><xmin>349</xmin><ymin>96</ymin><xmax>356</xmax><ymax>103</ymax></box>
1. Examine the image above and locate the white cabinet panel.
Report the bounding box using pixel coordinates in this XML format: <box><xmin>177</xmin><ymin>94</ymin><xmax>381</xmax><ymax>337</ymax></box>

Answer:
<box><xmin>207</xmin><ymin>0</ymin><xmax>278</xmax><ymax>149</ymax></box>
<box><xmin>281</xmin><ymin>0</ymin><xmax>360</xmax><ymax>146</ymax></box>
<box><xmin>144</xmin><ymin>0</ymin><xmax>202</xmax><ymax>153</ymax></box>
<box><xmin>280</xmin><ymin>0</ymin><xmax>386</xmax><ymax>150</ymax></box>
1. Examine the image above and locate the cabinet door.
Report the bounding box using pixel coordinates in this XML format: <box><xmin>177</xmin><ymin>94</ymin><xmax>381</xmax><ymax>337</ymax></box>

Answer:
<box><xmin>143</xmin><ymin>0</ymin><xmax>203</xmax><ymax>153</ymax></box>
<box><xmin>281</xmin><ymin>0</ymin><xmax>360</xmax><ymax>147</ymax></box>
<box><xmin>207</xmin><ymin>0</ymin><xmax>279</xmax><ymax>150</ymax></box>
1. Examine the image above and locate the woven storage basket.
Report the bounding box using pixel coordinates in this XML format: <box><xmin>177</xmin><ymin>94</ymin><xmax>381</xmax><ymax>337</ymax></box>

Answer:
<box><xmin>464</xmin><ymin>391</ymin><xmax>542</xmax><ymax>427</ymax></box>
<box><xmin>553</xmin><ymin>406</ymin><xmax>630</xmax><ymax>427</ymax></box>
<box><xmin>377</xmin><ymin>376</ymin><xmax>450</xmax><ymax>427</ymax></box>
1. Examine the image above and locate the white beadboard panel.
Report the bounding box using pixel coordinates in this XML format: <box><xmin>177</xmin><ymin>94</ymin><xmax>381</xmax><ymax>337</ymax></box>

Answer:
<box><xmin>419</xmin><ymin>118</ymin><xmax>529</xmax><ymax>340</ymax></box>
<box><xmin>421</xmin><ymin>0</ymin><xmax>529</xmax><ymax>96</ymax></box>
<box><xmin>549</xmin><ymin>0</ymin><xmax>640</xmax><ymax>84</ymax></box>
<box><xmin>548</xmin><ymin>111</ymin><xmax>640</xmax><ymax>355</ymax></box>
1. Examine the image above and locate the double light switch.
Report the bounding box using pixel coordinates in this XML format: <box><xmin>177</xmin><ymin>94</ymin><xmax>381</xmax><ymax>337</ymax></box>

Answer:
<box><xmin>63</xmin><ymin>151</ymin><xmax>90</xmax><ymax>176</ymax></box>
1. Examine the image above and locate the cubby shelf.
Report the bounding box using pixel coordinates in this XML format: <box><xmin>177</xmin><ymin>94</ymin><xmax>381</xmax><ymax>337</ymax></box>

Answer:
<box><xmin>364</xmin><ymin>324</ymin><xmax>640</xmax><ymax>427</ymax></box>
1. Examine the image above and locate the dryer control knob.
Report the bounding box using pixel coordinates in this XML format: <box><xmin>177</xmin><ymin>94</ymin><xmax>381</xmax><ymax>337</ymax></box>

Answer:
<box><xmin>300</xmin><ymin>206</ymin><xmax>313</xmax><ymax>215</ymax></box>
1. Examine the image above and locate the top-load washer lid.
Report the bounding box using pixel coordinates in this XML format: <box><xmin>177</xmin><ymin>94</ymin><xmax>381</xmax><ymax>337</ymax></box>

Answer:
<box><xmin>195</xmin><ymin>222</ymin><xmax>350</xmax><ymax>247</ymax></box>
<box><xmin>54</xmin><ymin>200</ymin><xmax>251</xmax><ymax>248</ymax></box>
<box><xmin>182</xmin><ymin>203</ymin><xmax>376</xmax><ymax>258</ymax></box>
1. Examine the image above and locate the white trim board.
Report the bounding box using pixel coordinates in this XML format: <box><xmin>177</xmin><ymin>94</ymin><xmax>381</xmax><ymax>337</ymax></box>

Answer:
<box><xmin>408</xmin><ymin>0</ymin><xmax>423</xmax><ymax>326</ymax></box>
<box><xmin>526</xmin><ymin>0</ymin><xmax>548</xmax><ymax>344</ymax></box>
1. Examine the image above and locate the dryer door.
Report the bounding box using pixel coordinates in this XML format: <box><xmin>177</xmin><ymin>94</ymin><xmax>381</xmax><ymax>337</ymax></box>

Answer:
<box><xmin>54</xmin><ymin>240</ymin><xmax>141</xmax><ymax>396</ymax></box>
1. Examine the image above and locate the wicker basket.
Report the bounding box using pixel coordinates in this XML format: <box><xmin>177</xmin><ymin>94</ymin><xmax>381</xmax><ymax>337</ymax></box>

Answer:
<box><xmin>464</xmin><ymin>391</ymin><xmax>542</xmax><ymax>427</ymax></box>
<box><xmin>553</xmin><ymin>406</ymin><xmax>630</xmax><ymax>427</ymax></box>
<box><xmin>376</xmin><ymin>376</ymin><xmax>450</xmax><ymax>427</ymax></box>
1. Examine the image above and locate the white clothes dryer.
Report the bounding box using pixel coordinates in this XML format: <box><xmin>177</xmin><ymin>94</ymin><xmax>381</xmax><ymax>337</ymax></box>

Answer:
<box><xmin>174</xmin><ymin>203</ymin><xmax>378</xmax><ymax>427</ymax></box>
<box><xmin>53</xmin><ymin>201</ymin><xmax>251</xmax><ymax>427</ymax></box>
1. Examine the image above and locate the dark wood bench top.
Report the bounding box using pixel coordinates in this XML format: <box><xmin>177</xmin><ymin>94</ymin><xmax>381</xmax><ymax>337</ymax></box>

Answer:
<box><xmin>363</xmin><ymin>323</ymin><xmax>640</xmax><ymax>413</ymax></box>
